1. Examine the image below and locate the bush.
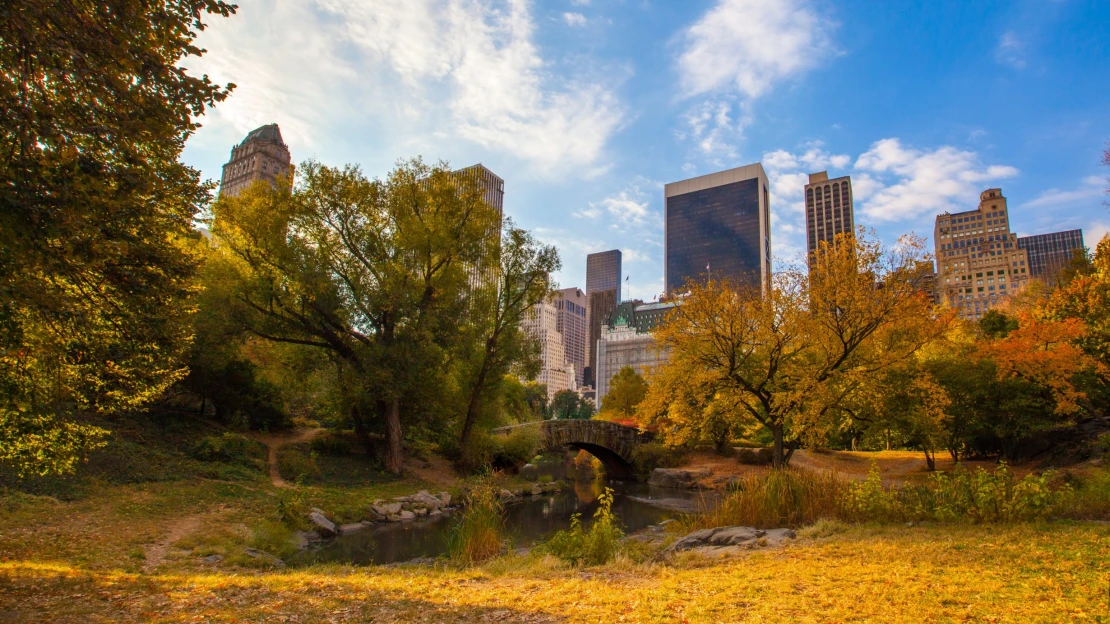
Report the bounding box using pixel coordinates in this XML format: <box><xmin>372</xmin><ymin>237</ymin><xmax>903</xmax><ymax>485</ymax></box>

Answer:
<box><xmin>630</xmin><ymin>442</ymin><xmax>687</xmax><ymax>479</ymax></box>
<box><xmin>277</xmin><ymin>449</ymin><xmax>320</xmax><ymax>482</ymax></box>
<box><xmin>457</xmin><ymin>428</ymin><xmax>539</xmax><ymax>474</ymax></box>
<box><xmin>447</xmin><ymin>479</ymin><xmax>505</xmax><ymax>564</ymax></box>
<box><xmin>736</xmin><ymin>447</ymin><xmax>773</xmax><ymax>465</ymax></box>
<box><xmin>1065</xmin><ymin>468</ymin><xmax>1110</xmax><ymax>520</ymax></box>
<box><xmin>539</xmin><ymin>487</ymin><xmax>624</xmax><ymax>566</ymax></box>
<box><xmin>693</xmin><ymin>463</ymin><xmax>1078</xmax><ymax>531</ymax></box>
<box><xmin>276</xmin><ymin>489</ymin><xmax>310</xmax><ymax>529</ymax></box>
<box><xmin>493</xmin><ymin>427</ymin><xmax>539</xmax><ymax>469</ymax></box>
<box><xmin>309</xmin><ymin>430</ymin><xmax>354</xmax><ymax>456</ymax></box>
<box><xmin>192</xmin><ymin>433</ymin><xmax>266</xmax><ymax>467</ymax></box>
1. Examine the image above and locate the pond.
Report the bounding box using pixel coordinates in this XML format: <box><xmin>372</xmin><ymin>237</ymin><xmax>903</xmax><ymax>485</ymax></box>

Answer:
<box><xmin>296</xmin><ymin>479</ymin><xmax>714</xmax><ymax>566</ymax></box>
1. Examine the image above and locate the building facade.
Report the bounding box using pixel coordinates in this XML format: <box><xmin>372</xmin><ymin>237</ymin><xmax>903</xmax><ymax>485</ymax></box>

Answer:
<box><xmin>454</xmin><ymin>164</ymin><xmax>505</xmax><ymax>292</ymax></box>
<box><xmin>554</xmin><ymin>287</ymin><xmax>588</xmax><ymax>386</ymax></box>
<box><xmin>1017</xmin><ymin>229</ymin><xmax>1085</xmax><ymax>283</ymax></box>
<box><xmin>664</xmin><ymin>163</ymin><xmax>771</xmax><ymax>296</ymax></box>
<box><xmin>584</xmin><ymin>250</ymin><xmax>622</xmax><ymax>387</ymax></box>
<box><xmin>595</xmin><ymin>301</ymin><xmax>678</xmax><ymax>401</ymax></box>
<box><xmin>521</xmin><ymin>300</ymin><xmax>576</xmax><ymax>401</ymax></box>
<box><xmin>933</xmin><ymin>188</ymin><xmax>1032</xmax><ymax>320</ymax></box>
<box><xmin>804</xmin><ymin>172</ymin><xmax>855</xmax><ymax>258</ymax></box>
<box><xmin>219</xmin><ymin>124</ymin><xmax>293</xmax><ymax>198</ymax></box>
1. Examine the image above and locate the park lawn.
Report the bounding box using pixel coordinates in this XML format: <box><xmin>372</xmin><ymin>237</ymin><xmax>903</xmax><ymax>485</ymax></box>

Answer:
<box><xmin>0</xmin><ymin>498</ymin><xmax>1107</xmax><ymax>623</ymax></box>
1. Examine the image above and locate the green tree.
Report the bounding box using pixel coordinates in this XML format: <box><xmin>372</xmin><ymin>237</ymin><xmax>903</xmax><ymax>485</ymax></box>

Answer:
<box><xmin>0</xmin><ymin>1</ymin><xmax>236</xmax><ymax>476</ymax></box>
<box><xmin>601</xmin><ymin>366</ymin><xmax>648</xmax><ymax>421</ymax></box>
<box><xmin>456</xmin><ymin>222</ymin><xmax>559</xmax><ymax>450</ymax></box>
<box><xmin>548</xmin><ymin>390</ymin><xmax>594</xmax><ymax>420</ymax></box>
<box><xmin>979</xmin><ymin>310</ymin><xmax>1019</xmax><ymax>339</ymax></box>
<box><xmin>212</xmin><ymin>159</ymin><xmax>500</xmax><ymax>473</ymax></box>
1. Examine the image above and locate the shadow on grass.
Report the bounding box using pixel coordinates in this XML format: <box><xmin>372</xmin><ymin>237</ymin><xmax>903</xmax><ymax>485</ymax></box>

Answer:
<box><xmin>0</xmin><ymin>562</ymin><xmax>567</xmax><ymax>623</ymax></box>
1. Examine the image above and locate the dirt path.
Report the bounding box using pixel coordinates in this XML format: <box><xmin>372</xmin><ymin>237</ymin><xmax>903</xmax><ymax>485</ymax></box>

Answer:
<box><xmin>142</xmin><ymin>513</ymin><xmax>205</xmax><ymax>573</ymax></box>
<box><xmin>250</xmin><ymin>428</ymin><xmax>324</xmax><ymax>488</ymax></box>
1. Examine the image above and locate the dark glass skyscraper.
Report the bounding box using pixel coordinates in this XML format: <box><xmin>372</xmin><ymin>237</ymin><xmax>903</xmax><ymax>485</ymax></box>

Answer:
<box><xmin>1017</xmin><ymin>229</ymin><xmax>1085</xmax><ymax>282</ymax></box>
<box><xmin>454</xmin><ymin>164</ymin><xmax>505</xmax><ymax>292</ymax></box>
<box><xmin>584</xmin><ymin>250</ymin><xmax>622</xmax><ymax>388</ymax></box>
<box><xmin>664</xmin><ymin>163</ymin><xmax>771</xmax><ymax>296</ymax></box>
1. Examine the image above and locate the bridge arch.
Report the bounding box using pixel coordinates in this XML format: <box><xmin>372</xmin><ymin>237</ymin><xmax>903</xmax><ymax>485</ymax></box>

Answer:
<box><xmin>491</xmin><ymin>420</ymin><xmax>654</xmax><ymax>481</ymax></box>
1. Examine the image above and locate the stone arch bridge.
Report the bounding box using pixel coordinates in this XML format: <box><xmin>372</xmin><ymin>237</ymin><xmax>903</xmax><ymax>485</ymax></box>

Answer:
<box><xmin>491</xmin><ymin>420</ymin><xmax>654</xmax><ymax>481</ymax></box>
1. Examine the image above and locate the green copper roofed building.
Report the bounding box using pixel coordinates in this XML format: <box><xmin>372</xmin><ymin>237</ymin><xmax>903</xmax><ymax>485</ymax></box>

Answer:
<box><xmin>594</xmin><ymin>300</ymin><xmax>678</xmax><ymax>401</ymax></box>
<box><xmin>219</xmin><ymin>123</ymin><xmax>294</xmax><ymax>198</ymax></box>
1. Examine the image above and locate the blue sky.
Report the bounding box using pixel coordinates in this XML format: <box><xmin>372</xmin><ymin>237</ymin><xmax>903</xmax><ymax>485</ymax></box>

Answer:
<box><xmin>182</xmin><ymin>0</ymin><xmax>1110</xmax><ymax>301</ymax></box>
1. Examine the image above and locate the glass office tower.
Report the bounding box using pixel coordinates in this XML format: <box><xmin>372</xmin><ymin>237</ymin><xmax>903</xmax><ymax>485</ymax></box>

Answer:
<box><xmin>1017</xmin><ymin>229</ymin><xmax>1085</xmax><ymax>282</ymax></box>
<box><xmin>664</xmin><ymin>163</ymin><xmax>771</xmax><ymax>296</ymax></box>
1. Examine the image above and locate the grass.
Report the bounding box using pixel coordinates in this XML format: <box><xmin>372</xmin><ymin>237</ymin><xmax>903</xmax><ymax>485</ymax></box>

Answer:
<box><xmin>447</xmin><ymin>479</ymin><xmax>505</xmax><ymax>563</ymax></box>
<box><xmin>0</xmin><ymin>523</ymin><xmax>1107</xmax><ymax>622</ymax></box>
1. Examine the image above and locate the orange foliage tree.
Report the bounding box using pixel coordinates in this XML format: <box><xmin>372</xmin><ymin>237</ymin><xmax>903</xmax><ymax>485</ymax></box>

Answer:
<box><xmin>639</xmin><ymin>230</ymin><xmax>945</xmax><ymax>468</ymax></box>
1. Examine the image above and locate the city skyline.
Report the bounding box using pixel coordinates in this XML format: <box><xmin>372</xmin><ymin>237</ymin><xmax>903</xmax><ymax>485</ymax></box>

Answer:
<box><xmin>183</xmin><ymin>1</ymin><xmax>1110</xmax><ymax>302</ymax></box>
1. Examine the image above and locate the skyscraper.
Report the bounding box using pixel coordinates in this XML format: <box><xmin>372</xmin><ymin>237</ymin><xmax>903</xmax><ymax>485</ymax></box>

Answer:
<box><xmin>805</xmin><ymin>172</ymin><xmax>855</xmax><ymax>257</ymax></box>
<box><xmin>934</xmin><ymin>188</ymin><xmax>1032</xmax><ymax>320</ymax></box>
<box><xmin>521</xmin><ymin>300</ymin><xmax>575</xmax><ymax>401</ymax></box>
<box><xmin>584</xmin><ymin>250</ymin><xmax>622</xmax><ymax>387</ymax></box>
<box><xmin>454</xmin><ymin>164</ymin><xmax>505</xmax><ymax>292</ymax></box>
<box><xmin>554</xmin><ymin>287</ymin><xmax>588</xmax><ymax>386</ymax></box>
<box><xmin>664</xmin><ymin>163</ymin><xmax>771</xmax><ymax>296</ymax></box>
<box><xmin>1017</xmin><ymin>230</ymin><xmax>1085</xmax><ymax>283</ymax></box>
<box><xmin>219</xmin><ymin>123</ymin><xmax>293</xmax><ymax>198</ymax></box>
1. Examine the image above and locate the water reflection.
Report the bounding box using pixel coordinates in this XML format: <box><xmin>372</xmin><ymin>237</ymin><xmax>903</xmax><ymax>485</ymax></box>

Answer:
<box><xmin>299</xmin><ymin>479</ymin><xmax>709</xmax><ymax>566</ymax></box>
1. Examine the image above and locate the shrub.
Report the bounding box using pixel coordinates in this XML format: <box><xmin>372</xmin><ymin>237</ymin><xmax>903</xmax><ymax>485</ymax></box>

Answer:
<box><xmin>1065</xmin><ymin>468</ymin><xmax>1110</xmax><ymax>520</ymax></box>
<box><xmin>493</xmin><ymin>427</ymin><xmax>539</xmax><ymax>469</ymax></box>
<box><xmin>537</xmin><ymin>474</ymin><xmax>553</xmax><ymax>484</ymax></box>
<box><xmin>540</xmin><ymin>487</ymin><xmax>624</xmax><ymax>566</ymax></box>
<box><xmin>736</xmin><ymin>447</ymin><xmax>773</xmax><ymax>465</ymax></box>
<box><xmin>276</xmin><ymin>489</ymin><xmax>309</xmax><ymax>529</ymax></box>
<box><xmin>447</xmin><ymin>479</ymin><xmax>505</xmax><ymax>564</ymax></box>
<box><xmin>630</xmin><ymin>442</ymin><xmax>687</xmax><ymax>479</ymax></box>
<box><xmin>1095</xmin><ymin>433</ymin><xmax>1110</xmax><ymax>455</ymax></box>
<box><xmin>277</xmin><ymin>449</ymin><xmax>320</xmax><ymax>482</ymax></box>
<box><xmin>192</xmin><ymin>433</ymin><xmax>265</xmax><ymax>467</ymax></box>
<box><xmin>310</xmin><ymin>430</ymin><xmax>354</xmax><ymax>456</ymax></box>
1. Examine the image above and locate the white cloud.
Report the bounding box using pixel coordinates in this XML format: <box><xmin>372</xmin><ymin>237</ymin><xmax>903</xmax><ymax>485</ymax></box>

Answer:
<box><xmin>854</xmin><ymin>138</ymin><xmax>1019</xmax><ymax>221</ymax></box>
<box><xmin>563</xmin><ymin>12</ymin><xmax>587</xmax><ymax>27</ymax></box>
<box><xmin>677</xmin><ymin>0</ymin><xmax>836</xmax><ymax>99</ymax></box>
<box><xmin>759</xmin><ymin>140</ymin><xmax>1019</xmax><ymax>262</ymax></box>
<box><xmin>570</xmin><ymin>0</ymin><xmax>590</xmax><ymax>5</ymax></box>
<box><xmin>995</xmin><ymin>31</ymin><xmax>1026</xmax><ymax>69</ymax></box>
<box><xmin>674</xmin><ymin>0</ymin><xmax>837</xmax><ymax>160</ymax></box>
<box><xmin>678</xmin><ymin>100</ymin><xmax>750</xmax><ymax>159</ymax></box>
<box><xmin>185</xmin><ymin>0</ymin><xmax>624</xmax><ymax>175</ymax></box>
<box><xmin>1020</xmin><ymin>176</ymin><xmax>1106</xmax><ymax>210</ymax></box>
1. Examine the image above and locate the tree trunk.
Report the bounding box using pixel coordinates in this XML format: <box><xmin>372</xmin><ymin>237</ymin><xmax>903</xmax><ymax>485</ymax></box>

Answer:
<box><xmin>772</xmin><ymin>425</ymin><xmax>785</xmax><ymax>469</ymax></box>
<box><xmin>459</xmin><ymin>363</ymin><xmax>491</xmax><ymax>451</ymax></box>
<box><xmin>384</xmin><ymin>397</ymin><xmax>403</xmax><ymax>474</ymax></box>
<box><xmin>924</xmin><ymin>449</ymin><xmax>936</xmax><ymax>471</ymax></box>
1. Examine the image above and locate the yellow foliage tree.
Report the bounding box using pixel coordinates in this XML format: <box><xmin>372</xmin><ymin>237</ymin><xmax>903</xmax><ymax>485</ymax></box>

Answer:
<box><xmin>640</xmin><ymin>230</ymin><xmax>945</xmax><ymax>467</ymax></box>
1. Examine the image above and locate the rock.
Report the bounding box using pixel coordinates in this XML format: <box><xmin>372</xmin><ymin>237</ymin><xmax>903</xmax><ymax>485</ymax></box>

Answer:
<box><xmin>521</xmin><ymin>463</ymin><xmax>538</xmax><ymax>481</ymax></box>
<box><xmin>428</xmin><ymin>510</ymin><xmax>443</xmax><ymax>518</ymax></box>
<box><xmin>292</xmin><ymin>531</ymin><xmax>320</xmax><ymax>549</ymax></box>
<box><xmin>411</xmin><ymin>491</ymin><xmax>443</xmax><ymax>510</ymax></box>
<box><xmin>649</xmin><ymin>467</ymin><xmax>713</xmax><ymax>489</ymax></box>
<box><xmin>398</xmin><ymin>510</ymin><xmax>416</xmax><ymax>521</ymax></box>
<box><xmin>310</xmin><ymin>507</ymin><xmax>327</xmax><ymax>515</ymax></box>
<box><xmin>367</xmin><ymin>506</ymin><xmax>386</xmax><ymax>521</ymax></box>
<box><xmin>438</xmin><ymin>492</ymin><xmax>452</xmax><ymax>506</ymax></box>
<box><xmin>386</xmin><ymin>514</ymin><xmax>403</xmax><ymax>522</ymax></box>
<box><xmin>382</xmin><ymin>502</ymin><xmax>403</xmax><ymax>515</ymax></box>
<box><xmin>201</xmin><ymin>554</ymin><xmax>223</xmax><ymax>564</ymax></box>
<box><xmin>666</xmin><ymin>526</ymin><xmax>796</xmax><ymax>555</ymax></box>
<box><xmin>414</xmin><ymin>507</ymin><xmax>428</xmax><ymax>517</ymax></box>
<box><xmin>499</xmin><ymin>489</ymin><xmax>515</xmax><ymax>501</ymax></box>
<box><xmin>531</xmin><ymin>484</ymin><xmax>543</xmax><ymax>496</ymax></box>
<box><xmin>308</xmin><ymin>511</ymin><xmax>337</xmax><ymax>537</ymax></box>
<box><xmin>629</xmin><ymin>496</ymin><xmax>700</xmax><ymax>514</ymax></box>
<box><xmin>242</xmin><ymin>547</ymin><xmax>286</xmax><ymax>568</ymax></box>
<box><xmin>339</xmin><ymin>522</ymin><xmax>370</xmax><ymax>535</ymax></box>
